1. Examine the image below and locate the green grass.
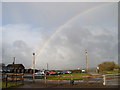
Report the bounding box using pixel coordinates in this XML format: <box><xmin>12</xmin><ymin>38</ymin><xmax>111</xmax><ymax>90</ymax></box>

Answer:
<box><xmin>46</xmin><ymin>73</ymin><xmax>91</xmax><ymax>80</ymax></box>
<box><xmin>0</xmin><ymin>82</ymin><xmax>23</xmax><ymax>88</ymax></box>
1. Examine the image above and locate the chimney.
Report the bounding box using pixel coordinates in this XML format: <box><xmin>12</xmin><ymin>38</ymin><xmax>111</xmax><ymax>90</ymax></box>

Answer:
<box><xmin>13</xmin><ymin>57</ymin><xmax>15</xmax><ymax>64</ymax></box>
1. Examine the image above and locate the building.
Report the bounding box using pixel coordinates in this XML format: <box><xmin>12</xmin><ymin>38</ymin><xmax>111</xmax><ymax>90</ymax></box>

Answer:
<box><xmin>7</xmin><ymin>64</ymin><xmax>25</xmax><ymax>70</ymax></box>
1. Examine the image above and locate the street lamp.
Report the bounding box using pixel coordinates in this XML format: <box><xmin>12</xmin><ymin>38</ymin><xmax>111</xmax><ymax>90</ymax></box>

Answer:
<box><xmin>33</xmin><ymin>53</ymin><xmax>35</xmax><ymax>82</ymax></box>
<box><xmin>33</xmin><ymin>53</ymin><xmax>35</xmax><ymax>74</ymax></box>
<box><xmin>85</xmin><ymin>50</ymin><xmax>88</xmax><ymax>73</ymax></box>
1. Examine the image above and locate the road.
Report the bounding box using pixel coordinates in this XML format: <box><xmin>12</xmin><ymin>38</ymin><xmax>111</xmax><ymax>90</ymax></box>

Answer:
<box><xmin>89</xmin><ymin>72</ymin><xmax>120</xmax><ymax>86</ymax></box>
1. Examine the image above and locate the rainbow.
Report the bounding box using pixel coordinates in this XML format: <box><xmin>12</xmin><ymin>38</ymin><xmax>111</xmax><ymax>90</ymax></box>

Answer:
<box><xmin>35</xmin><ymin>2</ymin><xmax>113</xmax><ymax>63</ymax></box>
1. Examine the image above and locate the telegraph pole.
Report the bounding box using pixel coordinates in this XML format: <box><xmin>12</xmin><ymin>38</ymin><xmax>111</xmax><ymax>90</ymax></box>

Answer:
<box><xmin>85</xmin><ymin>50</ymin><xmax>88</xmax><ymax>73</ymax></box>
<box><xmin>33</xmin><ymin>53</ymin><xmax>35</xmax><ymax>82</ymax></box>
<box><xmin>33</xmin><ymin>53</ymin><xmax>35</xmax><ymax>73</ymax></box>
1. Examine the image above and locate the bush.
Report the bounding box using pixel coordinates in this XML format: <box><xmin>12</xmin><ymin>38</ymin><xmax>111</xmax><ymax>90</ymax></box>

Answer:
<box><xmin>98</xmin><ymin>61</ymin><xmax>119</xmax><ymax>72</ymax></box>
<box><xmin>70</xmin><ymin>70</ymin><xmax>82</xmax><ymax>73</ymax></box>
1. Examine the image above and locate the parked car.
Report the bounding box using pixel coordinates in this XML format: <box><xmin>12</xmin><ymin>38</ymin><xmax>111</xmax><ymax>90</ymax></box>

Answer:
<box><xmin>46</xmin><ymin>71</ymin><xmax>57</xmax><ymax>75</ymax></box>
<box><xmin>61</xmin><ymin>71</ymin><xmax>72</xmax><ymax>74</ymax></box>
<box><xmin>35</xmin><ymin>70</ymin><xmax>45</xmax><ymax>75</ymax></box>
<box><xmin>55</xmin><ymin>71</ymin><xmax>63</xmax><ymax>75</ymax></box>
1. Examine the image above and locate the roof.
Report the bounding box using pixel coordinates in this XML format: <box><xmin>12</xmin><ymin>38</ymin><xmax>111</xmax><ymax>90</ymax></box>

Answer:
<box><xmin>7</xmin><ymin>64</ymin><xmax>25</xmax><ymax>68</ymax></box>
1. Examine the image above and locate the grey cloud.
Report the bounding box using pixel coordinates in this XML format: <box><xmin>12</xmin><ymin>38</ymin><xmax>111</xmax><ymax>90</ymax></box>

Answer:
<box><xmin>2</xmin><ymin>40</ymin><xmax>33</xmax><ymax>68</ymax></box>
<box><xmin>3</xmin><ymin>2</ymin><xmax>110</xmax><ymax>28</ymax></box>
<box><xmin>2</xmin><ymin>24</ymin><xmax>118</xmax><ymax>70</ymax></box>
<box><xmin>36</xmin><ymin>24</ymin><xmax>118</xmax><ymax>69</ymax></box>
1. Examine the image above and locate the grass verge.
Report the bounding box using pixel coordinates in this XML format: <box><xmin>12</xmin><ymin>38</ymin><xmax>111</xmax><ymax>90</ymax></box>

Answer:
<box><xmin>46</xmin><ymin>73</ymin><xmax>91</xmax><ymax>80</ymax></box>
<box><xmin>0</xmin><ymin>81</ymin><xmax>23</xmax><ymax>88</ymax></box>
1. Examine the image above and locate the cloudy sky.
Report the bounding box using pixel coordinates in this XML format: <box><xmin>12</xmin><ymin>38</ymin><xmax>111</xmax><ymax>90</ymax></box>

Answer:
<box><xmin>1</xmin><ymin>2</ymin><xmax>118</xmax><ymax>70</ymax></box>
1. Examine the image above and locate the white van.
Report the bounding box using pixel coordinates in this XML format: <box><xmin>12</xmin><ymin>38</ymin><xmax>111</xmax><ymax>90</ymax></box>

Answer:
<box><xmin>35</xmin><ymin>70</ymin><xmax>45</xmax><ymax>75</ymax></box>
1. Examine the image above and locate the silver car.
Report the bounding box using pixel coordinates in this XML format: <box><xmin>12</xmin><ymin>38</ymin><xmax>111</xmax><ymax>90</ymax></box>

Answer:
<box><xmin>35</xmin><ymin>71</ymin><xmax>45</xmax><ymax>75</ymax></box>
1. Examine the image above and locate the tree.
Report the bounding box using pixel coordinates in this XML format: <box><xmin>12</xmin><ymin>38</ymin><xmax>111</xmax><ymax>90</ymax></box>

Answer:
<box><xmin>98</xmin><ymin>61</ymin><xmax>118</xmax><ymax>72</ymax></box>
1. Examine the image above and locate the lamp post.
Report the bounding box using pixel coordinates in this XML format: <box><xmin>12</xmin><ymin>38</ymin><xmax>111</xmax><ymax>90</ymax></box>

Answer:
<box><xmin>33</xmin><ymin>53</ymin><xmax>35</xmax><ymax>74</ymax></box>
<box><xmin>85</xmin><ymin>50</ymin><xmax>88</xmax><ymax>73</ymax></box>
<box><xmin>33</xmin><ymin>53</ymin><xmax>35</xmax><ymax>82</ymax></box>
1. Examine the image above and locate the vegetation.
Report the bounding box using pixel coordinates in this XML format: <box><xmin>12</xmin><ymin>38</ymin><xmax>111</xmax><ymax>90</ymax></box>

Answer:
<box><xmin>69</xmin><ymin>70</ymin><xmax>82</xmax><ymax>73</ymax></box>
<box><xmin>100</xmin><ymin>69</ymin><xmax>120</xmax><ymax>75</ymax></box>
<box><xmin>46</xmin><ymin>73</ymin><xmax>91</xmax><ymax>80</ymax></box>
<box><xmin>98</xmin><ymin>61</ymin><xmax>119</xmax><ymax>72</ymax></box>
<box><xmin>0</xmin><ymin>82</ymin><xmax>23</xmax><ymax>88</ymax></box>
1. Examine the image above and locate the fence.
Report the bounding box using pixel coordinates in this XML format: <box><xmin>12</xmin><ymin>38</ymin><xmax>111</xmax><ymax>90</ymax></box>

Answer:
<box><xmin>0</xmin><ymin>73</ymin><xmax>119</xmax><ymax>88</ymax></box>
<box><xmin>103</xmin><ymin>74</ymin><xmax>120</xmax><ymax>86</ymax></box>
<box><xmin>0</xmin><ymin>73</ymin><xmax>24</xmax><ymax>88</ymax></box>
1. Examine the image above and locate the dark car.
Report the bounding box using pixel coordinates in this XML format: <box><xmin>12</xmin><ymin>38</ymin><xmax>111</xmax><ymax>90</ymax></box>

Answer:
<box><xmin>61</xmin><ymin>71</ymin><xmax>72</xmax><ymax>74</ymax></box>
<box><xmin>55</xmin><ymin>71</ymin><xmax>63</xmax><ymax>75</ymax></box>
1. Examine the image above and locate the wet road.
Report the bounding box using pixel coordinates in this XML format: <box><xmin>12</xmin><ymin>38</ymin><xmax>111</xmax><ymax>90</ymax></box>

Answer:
<box><xmin>89</xmin><ymin>72</ymin><xmax>120</xmax><ymax>86</ymax></box>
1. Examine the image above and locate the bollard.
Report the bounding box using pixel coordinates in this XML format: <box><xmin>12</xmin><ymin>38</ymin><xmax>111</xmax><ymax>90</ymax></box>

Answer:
<box><xmin>103</xmin><ymin>75</ymin><xmax>106</xmax><ymax>85</ymax></box>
